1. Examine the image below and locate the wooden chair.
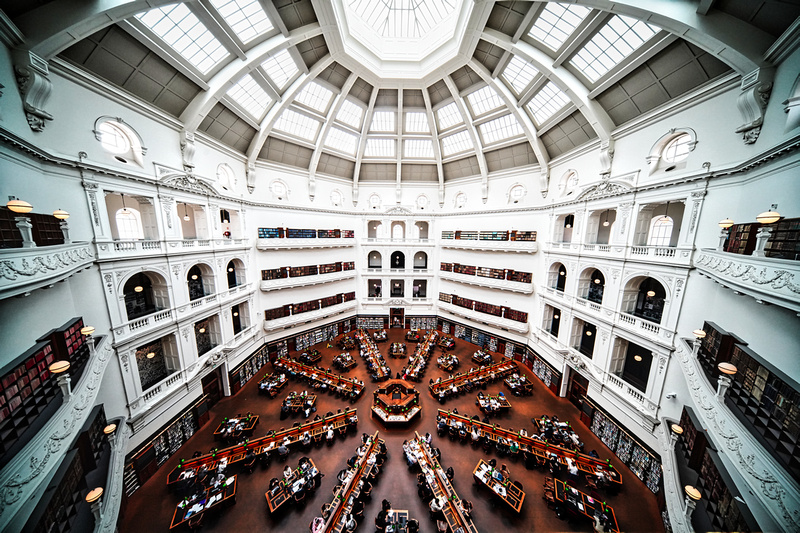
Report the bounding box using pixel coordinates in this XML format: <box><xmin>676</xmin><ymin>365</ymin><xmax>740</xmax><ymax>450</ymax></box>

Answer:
<box><xmin>585</xmin><ymin>475</ymin><xmax>599</xmax><ymax>490</ymax></box>
<box><xmin>187</xmin><ymin>513</ymin><xmax>203</xmax><ymax>530</ymax></box>
<box><xmin>543</xmin><ymin>477</ymin><xmax>555</xmax><ymax>491</ymax></box>
<box><xmin>543</xmin><ymin>489</ymin><xmax>556</xmax><ymax>509</ymax></box>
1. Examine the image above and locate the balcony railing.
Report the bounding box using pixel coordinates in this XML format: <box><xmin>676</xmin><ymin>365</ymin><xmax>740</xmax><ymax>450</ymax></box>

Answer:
<box><xmin>262</xmin><ymin>300</ymin><xmax>357</xmax><ymax>331</ymax></box>
<box><xmin>0</xmin><ymin>241</ymin><xmax>95</xmax><ymax>300</ymax></box>
<box><xmin>364</xmin><ymin>238</ymin><xmax>434</xmax><ymax>245</ymax></box>
<box><xmin>441</xmin><ymin>239</ymin><xmax>538</xmax><ymax>254</ymax></box>
<box><xmin>96</xmin><ymin>238</ymin><xmax>248</xmax><ymax>260</ymax></box>
<box><xmin>439</xmin><ymin>271</ymin><xmax>534</xmax><ymax>294</ymax></box>
<box><xmin>260</xmin><ymin>270</ymin><xmax>356</xmax><ymax>292</ymax></box>
<box><xmin>438</xmin><ymin>301</ymin><xmax>529</xmax><ymax>333</ymax></box>
<box><xmin>546</xmin><ymin>242</ymin><xmax>693</xmax><ymax>266</ymax></box>
<box><xmin>694</xmin><ymin>248</ymin><xmax>800</xmax><ymax>313</ymax></box>
<box><xmin>256</xmin><ymin>237</ymin><xmax>354</xmax><ymax>250</ymax></box>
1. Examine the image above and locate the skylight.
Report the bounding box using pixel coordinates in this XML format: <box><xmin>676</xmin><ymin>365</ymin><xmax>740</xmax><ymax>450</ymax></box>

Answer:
<box><xmin>526</xmin><ymin>81</ymin><xmax>570</xmax><ymax>125</ymax></box>
<box><xmin>478</xmin><ymin>114</ymin><xmax>524</xmax><ymax>144</ymax></box>
<box><xmin>528</xmin><ymin>3</ymin><xmax>591</xmax><ymax>51</ymax></box>
<box><xmin>440</xmin><ymin>130</ymin><xmax>473</xmax><ymax>156</ymax></box>
<box><xmin>295</xmin><ymin>82</ymin><xmax>334</xmax><ymax>113</ymax></box>
<box><xmin>502</xmin><ymin>55</ymin><xmax>539</xmax><ymax>94</ymax></box>
<box><xmin>370</xmin><ymin>111</ymin><xmax>396</xmax><ymax>133</ymax></box>
<box><xmin>227</xmin><ymin>74</ymin><xmax>272</xmax><ymax>118</ymax></box>
<box><xmin>365</xmin><ymin>138</ymin><xmax>396</xmax><ymax>157</ymax></box>
<box><xmin>348</xmin><ymin>0</ymin><xmax>460</xmax><ymax>39</ymax></box>
<box><xmin>209</xmin><ymin>0</ymin><xmax>273</xmax><ymax>44</ymax></box>
<box><xmin>136</xmin><ymin>4</ymin><xmax>229</xmax><ymax>74</ymax></box>
<box><xmin>324</xmin><ymin>127</ymin><xmax>359</xmax><ymax>155</ymax></box>
<box><xmin>570</xmin><ymin>15</ymin><xmax>658</xmax><ymax>83</ymax></box>
<box><xmin>404</xmin><ymin>139</ymin><xmax>434</xmax><ymax>158</ymax></box>
<box><xmin>336</xmin><ymin>100</ymin><xmax>364</xmax><ymax>129</ymax></box>
<box><xmin>273</xmin><ymin>109</ymin><xmax>322</xmax><ymax>141</ymax></box>
<box><xmin>436</xmin><ymin>102</ymin><xmax>464</xmax><ymax>130</ymax></box>
<box><xmin>261</xmin><ymin>49</ymin><xmax>299</xmax><ymax>89</ymax></box>
<box><xmin>466</xmin><ymin>86</ymin><xmax>503</xmax><ymax>117</ymax></box>
<box><xmin>405</xmin><ymin>112</ymin><xmax>430</xmax><ymax>133</ymax></box>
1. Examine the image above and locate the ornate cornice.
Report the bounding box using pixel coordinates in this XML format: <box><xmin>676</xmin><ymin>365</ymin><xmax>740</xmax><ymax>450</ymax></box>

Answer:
<box><xmin>97</xmin><ymin>419</ymin><xmax>131</xmax><ymax>533</ymax></box>
<box><xmin>0</xmin><ymin>242</ymin><xmax>95</xmax><ymax>299</ymax></box>
<box><xmin>0</xmin><ymin>336</ymin><xmax>113</xmax><ymax>529</ymax></box>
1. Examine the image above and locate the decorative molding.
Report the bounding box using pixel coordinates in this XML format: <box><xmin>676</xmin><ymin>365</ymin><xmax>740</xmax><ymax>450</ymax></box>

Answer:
<box><xmin>156</xmin><ymin>165</ymin><xmax>219</xmax><ymax>196</ymax></box>
<box><xmin>677</xmin><ymin>340</ymin><xmax>800</xmax><ymax>530</ymax></box>
<box><xmin>0</xmin><ymin>337</ymin><xmax>112</xmax><ymax>526</ymax></box>
<box><xmin>159</xmin><ymin>195</ymin><xmax>173</xmax><ymax>229</ymax></box>
<box><xmin>384</xmin><ymin>206</ymin><xmax>413</xmax><ymax>216</ymax></box>
<box><xmin>180</xmin><ymin>129</ymin><xmax>195</xmax><ymax>172</ymax></box>
<box><xmin>14</xmin><ymin>52</ymin><xmax>53</xmax><ymax>132</ymax></box>
<box><xmin>575</xmin><ymin>179</ymin><xmax>632</xmax><ymax>201</ymax></box>
<box><xmin>735</xmin><ymin>68</ymin><xmax>774</xmax><ymax>145</ymax></box>
<box><xmin>0</xmin><ymin>243</ymin><xmax>95</xmax><ymax>299</ymax></box>
<box><xmin>97</xmin><ymin>419</ymin><xmax>131</xmax><ymax>533</ymax></box>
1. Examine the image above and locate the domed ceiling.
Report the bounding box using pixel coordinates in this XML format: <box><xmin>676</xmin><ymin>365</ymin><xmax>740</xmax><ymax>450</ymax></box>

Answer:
<box><xmin>9</xmin><ymin>0</ymin><xmax>799</xmax><ymax>195</ymax></box>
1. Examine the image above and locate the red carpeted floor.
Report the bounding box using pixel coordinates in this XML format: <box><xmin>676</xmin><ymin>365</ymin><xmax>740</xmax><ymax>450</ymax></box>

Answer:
<box><xmin>120</xmin><ymin>328</ymin><xmax>664</xmax><ymax>532</ymax></box>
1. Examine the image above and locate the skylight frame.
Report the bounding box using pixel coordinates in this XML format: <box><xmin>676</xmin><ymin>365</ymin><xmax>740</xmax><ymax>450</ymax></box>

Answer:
<box><xmin>465</xmin><ymin>85</ymin><xmax>504</xmax><ymax>118</ymax></box>
<box><xmin>404</xmin><ymin>139</ymin><xmax>435</xmax><ymax>159</ymax></box>
<box><xmin>501</xmin><ymin>55</ymin><xmax>539</xmax><ymax>95</ymax></box>
<box><xmin>440</xmin><ymin>130</ymin><xmax>474</xmax><ymax>157</ymax></box>
<box><xmin>477</xmin><ymin>114</ymin><xmax>524</xmax><ymax>145</ymax></box>
<box><xmin>528</xmin><ymin>3</ymin><xmax>591</xmax><ymax>52</ymax></box>
<box><xmin>569</xmin><ymin>15</ymin><xmax>659</xmax><ymax>83</ymax></box>
<box><xmin>336</xmin><ymin>99</ymin><xmax>365</xmax><ymax>130</ymax></box>
<box><xmin>226</xmin><ymin>73</ymin><xmax>272</xmax><ymax>119</ymax></box>
<box><xmin>405</xmin><ymin>112</ymin><xmax>430</xmax><ymax>134</ymax></box>
<box><xmin>364</xmin><ymin>138</ymin><xmax>397</xmax><ymax>158</ymax></box>
<box><xmin>348</xmin><ymin>0</ymin><xmax>461</xmax><ymax>39</ymax></box>
<box><xmin>370</xmin><ymin>111</ymin><xmax>396</xmax><ymax>133</ymax></box>
<box><xmin>436</xmin><ymin>102</ymin><xmax>464</xmax><ymax>131</ymax></box>
<box><xmin>272</xmin><ymin>108</ymin><xmax>323</xmax><ymax>143</ymax></box>
<box><xmin>294</xmin><ymin>82</ymin><xmax>335</xmax><ymax>114</ymax></box>
<box><xmin>261</xmin><ymin>49</ymin><xmax>299</xmax><ymax>90</ymax></box>
<box><xmin>525</xmin><ymin>81</ymin><xmax>571</xmax><ymax>126</ymax></box>
<box><xmin>324</xmin><ymin>126</ymin><xmax>359</xmax><ymax>156</ymax></box>
<box><xmin>208</xmin><ymin>0</ymin><xmax>274</xmax><ymax>44</ymax></box>
<box><xmin>136</xmin><ymin>4</ymin><xmax>230</xmax><ymax>75</ymax></box>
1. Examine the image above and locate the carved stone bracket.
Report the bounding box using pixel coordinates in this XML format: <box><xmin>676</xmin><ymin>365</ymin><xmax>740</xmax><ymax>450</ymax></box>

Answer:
<box><xmin>14</xmin><ymin>51</ymin><xmax>53</xmax><ymax>132</ymax></box>
<box><xmin>598</xmin><ymin>139</ymin><xmax>615</xmax><ymax>178</ymax></box>
<box><xmin>180</xmin><ymin>129</ymin><xmax>196</xmax><ymax>173</ymax></box>
<box><xmin>246</xmin><ymin>162</ymin><xmax>256</xmax><ymax>194</ymax></box>
<box><xmin>736</xmin><ymin>68</ymin><xmax>774</xmax><ymax>145</ymax></box>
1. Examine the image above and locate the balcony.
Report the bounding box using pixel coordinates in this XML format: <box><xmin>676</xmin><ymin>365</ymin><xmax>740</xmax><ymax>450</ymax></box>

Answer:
<box><xmin>364</xmin><ymin>238</ymin><xmax>434</xmax><ymax>246</ymax></box>
<box><xmin>439</xmin><ymin>271</ymin><xmax>534</xmax><ymax>294</ymax></box>
<box><xmin>262</xmin><ymin>300</ymin><xmax>357</xmax><ymax>331</ymax></box>
<box><xmin>441</xmin><ymin>239</ymin><xmax>538</xmax><ymax>254</ymax></box>
<box><xmin>438</xmin><ymin>301</ymin><xmax>529</xmax><ymax>333</ymax></box>
<box><xmin>364</xmin><ymin>268</ymin><xmax>433</xmax><ymax>276</ymax></box>
<box><xmin>603</xmin><ymin>372</ymin><xmax>657</xmax><ymax>418</ymax></box>
<box><xmin>256</xmin><ymin>237</ymin><xmax>354</xmax><ymax>250</ymax></box>
<box><xmin>260</xmin><ymin>270</ymin><xmax>356</xmax><ymax>292</ymax></box>
<box><xmin>546</xmin><ymin>242</ymin><xmax>693</xmax><ymax>266</ymax></box>
<box><xmin>0</xmin><ymin>241</ymin><xmax>95</xmax><ymax>299</ymax></box>
<box><xmin>362</xmin><ymin>296</ymin><xmax>433</xmax><ymax>307</ymax></box>
<box><xmin>112</xmin><ymin>283</ymin><xmax>254</xmax><ymax>344</ymax></box>
<box><xmin>694</xmin><ymin>248</ymin><xmax>800</xmax><ymax>313</ymax></box>
<box><xmin>95</xmin><ymin>238</ymin><xmax>249</xmax><ymax>261</ymax></box>
<box><xmin>616</xmin><ymin>312</ymin><xmax>674</xmax><ymax>346</ymax></box>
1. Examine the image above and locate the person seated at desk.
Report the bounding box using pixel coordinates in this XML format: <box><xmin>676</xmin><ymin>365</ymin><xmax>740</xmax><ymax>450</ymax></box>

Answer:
<box><xmin>429</xmin><ymin>497</ymin><xmax>445</xmax><ymax>519</ymax></box>
<box><xmin>566</xmin><ymin>457</ymin><xmax>579</xmax><ymax>480</ymax></box>
<box><xmin>459</xmin><ymin>499</ymin><xmax>473</xmax><ymax>519</ymax></box>
<box><xmin>283</xmin><ymin>465</ymin><xmax>293</xmax><ymax>479</ymax></box>
<box><xmin>471</xmin><ymin>427</ymin><xmax>481</xmax><ymax>443</ymax></box>
<box><xmin>277</xmin><ymin>443</ymin><xmax>289</xmax><ymax>460</ymax></box>
<box><xmin>375</xmin><ymin>510</ymin><xmax>388</xmax><ymax>529</ymax></box>
<box><xmin>302</xmin><ymin>431</ymin><xmax>311</xmax><ymax>446</ymax></box>
<box><xmin>509</xmin><ymin>440</ymin><xmax>520</xmax><ymax>454</ymax></box>
<box><xmin>436</xmin><ymin>418</ymin><xmax>447</xmax><ymax>432</ymax></box>
<box><xmin>499</xmin><ymin>463</ymin><xmax>511</xmax><ymax>481</ymax></box>
<box><xmin>311</xmin><ymin>516</ymin><xmax>325</xmax><ymax>533</ymax></box>
<box><xmin>326</xmin><ymin>425</ymin><xmax>335</xmax><ymax>442</ymax></box>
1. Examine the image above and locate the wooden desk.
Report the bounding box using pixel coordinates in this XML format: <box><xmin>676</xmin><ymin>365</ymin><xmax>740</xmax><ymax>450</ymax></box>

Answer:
<box><xmin>437</xmin><ymin>410</ymin><xmax>622</xmax><ymax>489</ymax></box>
<box><xmin>405</xmin><ymin>330</ymin><xmax>438</xmax><ymax>381</ymax></box>
<box><xmin>504</xmin><ymin>374</ymin><xmax>533</xmax><ymax>395</ymax></box>
<box><xmin>170</xmin><ymin>475</ymin><xmax>237</xmax><ymax>529</ymax></box>
<box><xmin>553</xmin><ymin>479</ymin><xmax>619</xmax><ymax>533</ymax></box>
<box><xmin>372</xmin><ymin>380</ymin><xmax>421</xmax><ymax>425</ymax></box>
<box><xmin>473</xmin><ymin>459</ymin><xmax>525</xmax><ymax>512</ymax></box>
<box><xmin>168</xmin><ymin>409</ymin><xmax>358</xmax><ymax>488</ymax></box>
<box><xmin>258</xmin><ymin>373</ymin><xmax>288</xmax><ymax>397</ymax></box>
<box><xmin>213</xmin><ymin>415</ymin><xmax>258</xmax><ymax>440</ymax></box>
<box><xmin>429</xmin><ymin>360</ymin><xmax>517</xmax><ymax>398</ymax></box>
<box><xmin>409</xmin><ymin>432</ymin><xmax>478</xmax><ymax>533</ymax></box>
<box><xmin>384</xmin><ymin>509</ymin><xmax>410</xmax><ymax>532</ymax></box>
<box><xmin>323</xmin><ymin>431</ymin><xmax>382</xmax><ymax>533</ymax></box>
<box><xmin>273</xmin><ymin>357</ymin><xmax>365</xmax><ymax>399</ymax></box>
<box><xmin>476</xmin><ymin>393</ymin><xmax>511</xmax><ymax>414</ymax></box>
<box><xmin>472</xmin><ymin>350</ymin><xmax>493</xmax><ymax>366</ymax></box>
<box><xmin>265</xmin><ymin>458</ymin><xmax>320</xmax><ymax>513</ymax></box>
<box><xmin>299</xmin><ymin>351</ymin><xmax>322</xmax><ymax>365</ymax></box>
<box><xmin>355</xmin><ymin>330</ymin><xmax>390</xmax><ymax>380</ymax></box>
<box><xmin>283</xmin><ymin>392</ymin><xmax>316</xmax><ymax>414</ymax></box>
<box><xmin>405</xmin><ymin>330</ymin><xmax>421</xmax><ymax>342</ymax></box>
<box><xmin>389</xmin><ymin>342</ymin><xmax>407</xmax><ymax>358</ymax></box>
<box><xmin>333</xmin><ymin>352</ymin><xmax>357</xmax><ymax>370</ymax></box>
<box><xmin>373</xmin><ymin>330</ymin><xmax>388</xmax><ymax>342</ymax></box>
<box><xmin>436</xmin><ymin>353</ymin><xmax>459</xmax><ymax>372</ymax></box>
<box><xmin>438</xmin><ymin>336</ymin><xmax>455</xmax><ymax>350</ymax></box>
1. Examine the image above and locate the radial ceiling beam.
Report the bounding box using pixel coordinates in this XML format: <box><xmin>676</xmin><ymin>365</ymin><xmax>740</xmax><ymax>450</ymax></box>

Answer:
<box><xmin>352</xmin><ymin>87</ymin><xmax>381</xmax><ymax>205</ymax></box>
<box><xmin>420</xmin><ymin>86</ymin><xmax>446</xmax><ymax>207</ymax></box>
<box><xmin>565</xmin><ymin>0</ymin><xmax>773</xmax><ymax>73</ymax></box>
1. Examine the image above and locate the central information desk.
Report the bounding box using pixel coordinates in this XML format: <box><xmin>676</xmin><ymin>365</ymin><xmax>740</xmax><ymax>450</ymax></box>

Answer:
<box><xmin>473</xmin><ymin>459</ymin><xmax>525</xmax><ymax>512</ymax></box>
<box><xmin>554</xmin><ymin>479</ymin><xmax>619</xmax><ymax>533</ymax></box>
<box><xmin>274</xmin><ymin>357</ymin><xmax>365</xmax><ymax>400</ymax></box>
<box><xmin>429</xmin><ymin>360</ymin><xmax>518</xmax><ymax>398</ymax></box>
<box><xmin>324</xmin><ymin>431</ymin><xmax>382</xmax><ymax>533</ymax></box>
<box><xmin>372</xmin><ymin>379</ymin><xmax>421</xmax><ymax>425</ymax></box>
<box><xmin>405</xmin><ymin>330</ymin><xmax>438</xmax><ymax>381</ymax></box>
<box><xmin>167</xmin><ymin>409</ymin><xmax>357</xmax><ymax>490</ymax></box>
<box><xmin>170</xmin><ymin>475</ymin><xmax>237</xmax><ymax>529</ymax></box>
<box><xmin>409</xmin><ymin>432</ymin><xmax>478</xmax><ymax>533</ymax></box>
<box><xmin>437</xmin><ymin>410</ymin><xmax>622</xmax><ymax>489</ymax></box>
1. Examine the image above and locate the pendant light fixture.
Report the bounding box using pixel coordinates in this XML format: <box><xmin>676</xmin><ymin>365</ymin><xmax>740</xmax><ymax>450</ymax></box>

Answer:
<box><xmin>183</xmin><ymin>203</ymin><xmax>190</xmax><ymax>222</ymax></box>
<box><xmin>120</xmin><ymin>193</ymin><xmax>129</xmax><ymax>214</ymax></box>
<box><xmin>602</xmin><ymin>210</ymin><xmax>610</xmax><ymax>227</ymax></box>
<box><xmin>756</xmin><ymin>205</ymin><xmax>780</xmax><ymax>224</ymax></box>
<box><xmin>660</xmin><ymin>201</ymin><xmax>671</xmax><ymax>223</ymax></box>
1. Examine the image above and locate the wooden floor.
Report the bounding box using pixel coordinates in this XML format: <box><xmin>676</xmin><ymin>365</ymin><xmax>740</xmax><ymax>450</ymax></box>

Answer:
<box><xmin>120</xmin><ymin>328</ymin><xmax>665</xmax><ymax>533</ymax></box>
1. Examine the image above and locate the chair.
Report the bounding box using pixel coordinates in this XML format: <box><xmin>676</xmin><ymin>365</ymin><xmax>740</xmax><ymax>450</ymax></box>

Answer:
<box><xmin>585</xmin><ymin>475</ymin><xmax>599</xmax><ymax>490</ymax></box>
<box><xmin>543</xmin><ymin>489</ymin><xmax>557</xmax><ymax>509</ymax></box>
<box><xmin>360</xmin><ymin>481</ymin><xmax>373</xmax><ymax>500</ymax></box>
<box><xmin>512</xmin><ymin>480</ymin><xmax>523</xmax><ymax>491</ymax></box>
<box><xmin>294</xmin><ymin>490</ymin><xmax>306</xmax><ymax>506</ymax></box>
<box><xmin>241</xmin><ymin>455</ymin><xmax>257</xmax><ymax>474</ymax></box>
<box><xmin>543</xmin><ymin>477</ymin><xmax>555</xmax><ymax>491</ymax></box>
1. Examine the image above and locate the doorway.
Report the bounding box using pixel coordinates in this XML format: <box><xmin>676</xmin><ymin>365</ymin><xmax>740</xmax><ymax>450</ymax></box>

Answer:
<box><xmin>390</xmin><ymin>308</ymin><xmax>404</xmax><ymax>328</ymax></box>
<box><xmin>202</xmin><ymin>368</ymin><xmax>222</xmax><ymax>408</ymax></box>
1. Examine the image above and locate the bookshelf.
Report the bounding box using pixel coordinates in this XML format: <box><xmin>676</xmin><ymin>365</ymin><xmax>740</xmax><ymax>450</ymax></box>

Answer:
<box><xmin>724</xmin><ymin>223</ymin><xmax>758</xmax><ymax>255</ymax></box>
<box><xmin>229</xmin><ymin>344</ymin><xmax>269</xmax><ymax>394</ymax></box>
<box><xmin>698</xmin><ymin>322</ymin><xmax>745</xmax><ymax>383</ymax></box>
<box><xmin>764</xmin><ymin>217</ymin><xmax>800</xmax><ymax>260</ymax></box>
<box><xmin>441</xmin><ymin>231</ymin><xmax>454</xmax><ymax>240</ymax></box>
<box><xmin>29</xmin><ymin>449</ymin><xmax>85</xmax><ymax>533</ymax></box>
<box><xmin>262</xmin><ymin>267</ymin><xmax>289</xmax><ymax>280</ymax></box>
<box><xmin>76</xmin><ymin>405</ymin><xmax>108</xmax><ymax>473</ymax></box>
<box><xmin>292</xmin><ymin>299</ymin><xmax>320</xmax><ymax>315</ymax></box>
<box><xmin>506</xmin><ymin>270</ymin><xmax>532</xmax><ymax>283</ymax></box>
<box><xmin>438</xmin><ymin>293</ymin><xmax>453</xmax><ymax>304</ymax></box>
<box><xmin>357</xmin><ymin>317</ymin><xmax>385</xmax><ymax>329</ymax></box>
<box><xmin>440</xmin><ymin>293</ymin><xmax>528</xmax><ymax>323</ymax></box>
<box><xmin>286</xmin><ymin>228</ymin><xmax>317</xmax><ymax>238</ymax></box>
<box><xmin>455</xmin><ymin>230</ymin><xmax>478</xmax><ymax>240</ymax></box>
<box><xmin>479</xmin><ymin>231</ymin><xmax>508</xmax><ymax>241</ymax></box>
<box><xmin>321</xmin><ymin>294</ymin><xmax>342</xmax><ymax>308</ymax></box>
<box><xmin>317</xmin><ymin>229</ymin><xmax>341</xmax><ymax>238</ymax></box>
<box><xmin>289</xmin><ymin>265</ymin><xmax>318</xmax><ymax>277</ymax></box>
<box><xmin>342</xmin><ymin>230</ymin><xmax>355</xmax><ymax>238</ymax></box>
<box><xmin>476</xmin><ymin>266</ymin><xmax>505</xmax><ymax>279</ymax></box>
<box><xmin>264</xmin><ymin>305</ymin><xmax>291</xmax><ymax>320</ymax></box>
<box><xmin>453</xmin><ymin>264</ymin><xmax>476</xmax><ymax>275</ymax></box>
<box><xmin>511</xmin><ymin>230</ymin><xmax>537</xmax><ymax>241</ymax></box>
<box><xmin>696</xmin><ymin>449</ymin><xmax>754</xmax><ymax>531</ymax></box>
<box><xmin>440</xmin><ymin>262</ymin><xmax>453</xmax><ymax>272</ymax></box>
<box><xmin>342</xmin><ymin>291</ymin><xmax>355</xmax><ymax>302</ymax></box>
<box><xmin>342</xmin><ymin>262</ymin><xmax>355</xmax><ymax>271</ymax></box>
<box><xmin>30</xmin><ymin>212</ymin><xmax>65</xmax><ymax>246</ymax></box>
<box><xmin>503</xmin><ymin>308</ymin><xmax>528</xmax><ymax>323</ymax></box>
<box><xmin>474</xmin><ymin>302</ymin><xmax>502</xmax><ymax>316</ymax></box>
<box><xmin>258</xmin><ymin>227</ymin><xmax>285</xmax><ymax>238</ymax></box>
<box><xmin>319</xmin><ymin>262</ymin><xmax>342</xmax><ymax>274</ymax></box>
<box><xmin>453</xmin><ymin>295</ymin><xmax>474</xmax><ymax>309</ymax></box>
<box><xmin>408</xmin><ymin>317</ymin><xmax>437</xmax><ymax>330</ymax></box>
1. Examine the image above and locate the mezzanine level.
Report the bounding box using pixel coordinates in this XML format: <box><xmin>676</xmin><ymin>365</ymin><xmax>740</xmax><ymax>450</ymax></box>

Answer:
<box><xmin>95</xmin><ymin>238</ymin><xmax>249</xmax><ymax>261</ymax></box>
<box><xmin>547</xmin><ymin>242</ymin><xmax>693</xmax><ymax>267</ymax></box>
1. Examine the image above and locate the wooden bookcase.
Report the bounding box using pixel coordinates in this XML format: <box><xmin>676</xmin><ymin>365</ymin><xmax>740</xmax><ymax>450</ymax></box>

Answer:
<box><xmin>286</xmin><ymin>228</ymin><xmax>316</xmax><ymax>238</ymax></box>
<box><xmin>479</xmin><ymin>230</ymin><xmax>508</xmax><ymax>241</ymax></box>
<box><xmin>229</xmin><ymin>344</ymin><xmax>269</xmax><ymax>394</ymax></box>
<box><xmin>258</xmin><ymin>227</ymin><xmax>285</xmax><ymax>238</ymax></box>
<box><xmin>262</xmin><ymin>267</ymin><xmax>289</xmax><ymax>280</ymax></box>
<box><xmin>698</xmin><ymin>322</ymin><xmax>746</xmax><ymax>383</ymax></box>
<box><xmin>317</xmin><ymin>229</ymin><xmax>341</xmax><ymax>238</ymax></box>
<box><xmin>696</xmin><ymin>448</ymin><xmax>756</xmax><ymax>531</ymax></box>
<box><xmin>342</xmin><ymin>261</ymin><xmax>355</xmax><ymax>271</ymax></box>
<box><xmin>510</xmin><ymin>230</ymin><xmax>536</xmax><ymax>241</ymax></box>
<box><xmin>764</xmin><ymin>217</ymin><xmax>800</xmax><ymax>261</ymax></box>
<box><xmin>441</xmin><ymin>231</ymin><xmax>454</xmax><ymax>240</ymax></box>
<box><xmin>0</xmin><ymin>208</ymin><xmax>24</xmax><ymax>248</ymax></box>
<box><xmin>506</xmin><ymin>270</ymin><xmax>532</xmax><ymax>283</ymax></box>
<box><xmin>724</xmin><ymin>223</ymin><xmax>758</xmax><ymax>255</ymax></box>
<box><xmin>264</xmin><ymin>305</ymin><xmax>291</xmax><ymax>320</ymax></box>
<box><xmin>289</xmin><ymin>265</ymin><xmax>318</xmax><ymax>277</ymax></box>
<box><xmin>678</xmin><ymin>406</ymin><xmax>711</xmax><ymax>471</ymax></box>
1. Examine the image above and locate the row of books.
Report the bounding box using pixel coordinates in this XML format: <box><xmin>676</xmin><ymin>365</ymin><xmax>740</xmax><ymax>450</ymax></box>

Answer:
<box><xmin>257</xmin><ymin>228</ymin><xmax>356</xmax><ymax>239</ymax></box>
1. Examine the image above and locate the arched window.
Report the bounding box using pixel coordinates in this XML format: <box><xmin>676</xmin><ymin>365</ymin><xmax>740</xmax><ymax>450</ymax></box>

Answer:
<box><xmin>217</xmin><ymin>164</ymin><xmax>234</xmax><ymax>190</ymax></box>
<box><xmin>558</xmin><ymin>170</ymin><xmax>578</xmax><ymax>196</ymax></box>
<box><xmin>662</xmin><ymin>134</ymin><xmax>692</xmax><ymax>163</ymax></box>
<box><xmin>647</xmin><ymin>128</ymin><xmax>696</xmax><ymax>174</ymax></box>
<box><xmin>508</xmin><ymin>184</ymin><xmax>526</xmax><ymax>203</ymax></box>
<box><xmin>369</xmin><ymin>194</ymin><xmax>381</xmax><ymax>209</ymax></box>
<box><xmin>115</xmin><ymin>208</ymin><xmax>144</xmax><ymax>240</ymax></box>
<box><xmin>649</xmin><ymin>216</ymin><xmax>673</xmax><ymax>246</ymax></box>
<box><xmin>94</xmin><ymin>118</ymin><xmax>145</xmax><ymax>166</ymax></box>
<box><xmin>454</xmin><ymin>192</ymin><xmax>467</xmax><ymax>208</ymax></box>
